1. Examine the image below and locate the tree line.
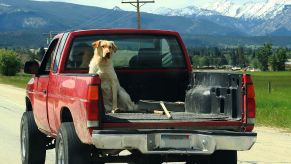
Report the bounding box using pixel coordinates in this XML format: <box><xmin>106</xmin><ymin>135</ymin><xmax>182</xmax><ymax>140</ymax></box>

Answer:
<box><xmin>0</xmin><ymin>44</ymin><xmax>291</xmax><ymax>76</ymax></box>
<box><xmin>0</xmin><ymin>48</ymin><xmax>43</xmax><ymax>76</ymax></box>
<box><xmin>188</xmin><ymin>44</ymin><xmax>291</xmax><ymax>71</ymax></box>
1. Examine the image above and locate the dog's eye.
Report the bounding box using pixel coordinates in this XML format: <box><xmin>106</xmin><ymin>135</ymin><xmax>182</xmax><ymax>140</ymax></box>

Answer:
<box><xmin>109</xmin><ymin>46</ymin><xmax>112</xmax><ymax>49</ymax></box>
<box><xmin>101</xmin><ymin>45</ymin><xmax>105</xmax><ymax>48</ymax></box>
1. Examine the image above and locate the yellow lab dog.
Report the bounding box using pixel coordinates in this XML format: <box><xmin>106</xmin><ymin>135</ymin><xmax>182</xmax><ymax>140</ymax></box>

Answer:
<box><xmin>89</xmin><ymin>40</ymin><xmax>137</xmax><ymax>113</ymax></box>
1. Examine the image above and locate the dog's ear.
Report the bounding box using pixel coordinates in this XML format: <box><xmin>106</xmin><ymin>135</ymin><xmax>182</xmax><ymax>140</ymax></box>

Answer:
<box><xmin>92</xmin><ymin>40</ymin><xmax>101</xmax><ymax>48</ymax></box>
<box><xmin>111</xmin><ymin>41</ymin><xmax>118</xmax><ymax>53</ymax></box>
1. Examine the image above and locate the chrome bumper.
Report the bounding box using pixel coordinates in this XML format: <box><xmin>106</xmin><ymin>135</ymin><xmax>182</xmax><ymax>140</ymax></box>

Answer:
<box><xmin>92</xmin><ymin>130</ymin><xmax>257</xmax><ymax>154</ymax></box>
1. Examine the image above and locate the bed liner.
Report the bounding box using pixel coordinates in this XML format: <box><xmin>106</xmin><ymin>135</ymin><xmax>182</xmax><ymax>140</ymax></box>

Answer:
<box><xmin>104</xmin><ymin>112</ymin><xmax>234</xmax><ymax>123</ymax></box>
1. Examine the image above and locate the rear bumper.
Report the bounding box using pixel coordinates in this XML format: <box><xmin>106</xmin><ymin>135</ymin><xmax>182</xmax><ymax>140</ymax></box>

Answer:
<box><xmin>92</xmin><ymin>129</ymin><xmax>257</xmax><ymax>154</ymax></box>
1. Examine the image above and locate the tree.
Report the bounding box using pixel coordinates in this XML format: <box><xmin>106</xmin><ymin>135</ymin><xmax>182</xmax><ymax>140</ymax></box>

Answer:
<box><xmin>38</xmin><ymin>47</ymin><xmax>46</xmax><ymax>60</ymax></box>
<box><xmin>257</xmin><ymin>43</ymin><xmax>272</xmax><ymax>71</ymax></box>
<box><xmin>268</xmin><ymin>54</ymin><xmax>277</xmax><ymax>71</ymax></box>
<box><xmin>191</xmin><ymin>55</ymin><xmax>200</xmax><ymax>68</ymax></box>
<box><xmin>237</xmin><ymin>46</ymin><xmax>246</xmax><ymax>67</ymax></box>
<box><xmin>274</xmin><ymin>48</ymin><xmax>287</xmax><ymax>71</ymax></box>
<box><xmin>0</xmin><ymin>49</ymin><xmax>22</xmax><ymax>76</ymax></box>
<box><xmin>199</xmin><ymin>56</ymin><xmax>210</xmax><ymax>66</ymax></box>
<box><xmin>230</xmin><ymin>49</ymin><xmax>238</xmax><ymax>66</ymax></box>
<box><xmin>250</xmin><ymin>58</ymin><xmax>260</xmax><ymax>69</ymax></box>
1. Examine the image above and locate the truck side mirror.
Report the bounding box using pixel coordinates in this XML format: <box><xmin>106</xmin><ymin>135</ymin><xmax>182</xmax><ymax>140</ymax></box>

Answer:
<box><xmin>24</xmin><ymin>60</ymin><xmax>40</xmax><ymax>74</ymax></box>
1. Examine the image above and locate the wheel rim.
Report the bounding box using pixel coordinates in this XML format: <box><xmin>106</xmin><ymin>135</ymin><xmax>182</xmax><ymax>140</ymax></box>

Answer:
<box><xmin>57</xmin><ymin>137</ymin><xmax>65</xmax><ymax>164</ymax></box>
<box><xmin>20</xmin><ymin>123</ymin><xmax>26</xmax><ymax>161</ymax></box>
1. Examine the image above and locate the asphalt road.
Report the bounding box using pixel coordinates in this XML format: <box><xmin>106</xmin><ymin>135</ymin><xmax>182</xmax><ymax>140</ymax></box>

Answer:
<box><xmin>0</xmin><ymin>83</ymin><xmax>291</xmax><ymax>164</ymax></box>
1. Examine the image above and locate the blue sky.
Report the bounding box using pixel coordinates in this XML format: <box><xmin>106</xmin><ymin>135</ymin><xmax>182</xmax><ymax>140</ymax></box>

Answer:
<box><xmin>35</xmin><ymin>0</ymin><xmax>264</xmax><ymax>11</ymax></box>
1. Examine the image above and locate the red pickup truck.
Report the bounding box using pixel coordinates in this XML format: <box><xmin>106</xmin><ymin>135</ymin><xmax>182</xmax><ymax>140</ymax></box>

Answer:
<box><xmin>21</xmin><ymin>29</ymin><xmax>257</xmax><ymax>164</ymax></box>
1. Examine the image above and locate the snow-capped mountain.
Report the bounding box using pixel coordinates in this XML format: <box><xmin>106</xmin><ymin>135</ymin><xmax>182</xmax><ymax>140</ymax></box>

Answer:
<box><xmin>153</xmin><ymin>6</ymin><xmax>219</xmax><ymax>17</ymax></box>
<box><xmin>0</xmin><ymin>0</ymin><xmax>291</xmax><ymax>48</ymax></box>
<box><xmin>0</xmin><ymin>3</ymin><xmax>10</xmax><ymax>7</ymax></box>
<box><xmin>251</xmin><ymin>4</ymin><xmax>291</xmax><ymax>35</ymax></box>
<box><xmin>155</xmin><ymin>0</ymin><xmax>291</xmax><ymax>20</ymax></box>
<box><xmin>112</xmin><ymin>6</ymin><xmax>123</xmax><ymax>11</ymax></box>
<box><xmin>152</xmin><ymin>0</ymin><xmax>291</xmax><ymax>35</ymax></box>
<box><xmin>206</xmin><ymin>0</ymin><xmax>291</xmax><ymax>20</ymax></box>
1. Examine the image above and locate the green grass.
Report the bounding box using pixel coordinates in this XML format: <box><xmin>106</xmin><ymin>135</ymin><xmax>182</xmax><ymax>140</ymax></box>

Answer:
<box><xmin>250</xmin><ymin>71</ymin><xmax>291</xmax><ymax>130</ymax></box>
<box><xmin>0</xmin><ymin>73</ymin><xmax>31</xmax><ymax>88</ymax></box>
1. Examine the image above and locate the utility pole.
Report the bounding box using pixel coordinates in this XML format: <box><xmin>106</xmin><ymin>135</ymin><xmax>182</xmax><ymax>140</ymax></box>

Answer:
<box><xmin>43</xmin><ymin>31</ymin><xmax>59</xmax><ymax>45</ymax></box>
<box><xmin>122</xmin><ymin>0</ymin><xmax>154</xmax><ymax>29</ymax></box>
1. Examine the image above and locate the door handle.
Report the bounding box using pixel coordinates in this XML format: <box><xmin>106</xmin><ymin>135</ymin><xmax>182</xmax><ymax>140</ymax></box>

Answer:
<box><xmin>42</xmin><ymin>90</ymin><xmax>47</xmax><ymax>94</ymax></box>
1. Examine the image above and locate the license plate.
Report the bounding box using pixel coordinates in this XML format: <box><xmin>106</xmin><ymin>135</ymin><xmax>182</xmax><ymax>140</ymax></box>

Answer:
<box><xmin>160</xmin><ymin>134</ymin><xmax>191</xmax><ymax>149</ymax></box>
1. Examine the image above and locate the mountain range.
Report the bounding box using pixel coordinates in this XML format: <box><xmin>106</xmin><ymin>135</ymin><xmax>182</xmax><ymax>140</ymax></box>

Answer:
<box><xmin>154</xmin><ymin>0</ymin><xmax>291</xmax><ymax>36</ymax></box>
<box><xmin>0</xmin><ymin>0</ymin><xmax>291</xmax><ymax>48</ymax></box>
<box><xmin>154</xmin><ymin>0</ymin><xmax>291</xmax><ymax>20</ymax></box>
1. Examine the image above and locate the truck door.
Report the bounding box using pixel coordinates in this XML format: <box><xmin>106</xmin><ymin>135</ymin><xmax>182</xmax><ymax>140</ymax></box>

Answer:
<box><xmin>47</xmin><ymin>33</ymin><xmax>69</xmax><ymax>133</ymax></box>
<box><xmin>33</xmin><ymin>39</ymin><xmax>59</xmax><ymax>133</ymax></box>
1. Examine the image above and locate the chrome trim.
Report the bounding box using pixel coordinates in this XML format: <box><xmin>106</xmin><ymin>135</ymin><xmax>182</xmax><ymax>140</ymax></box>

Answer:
<box><xmin>92</xmin><ymin>131</ymin><xmax>256</xmax><ymax>154</ymax></box>
<box><xmin>87</xmin><ymin>121</ymin><xmax>99</xmax><ymax>128</ymax></box>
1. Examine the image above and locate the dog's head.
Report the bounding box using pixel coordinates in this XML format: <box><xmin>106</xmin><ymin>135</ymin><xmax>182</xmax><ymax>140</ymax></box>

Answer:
<box><xmin>92</xmin><ymin>40</ymin><xmax>117</xmax><ymax>60</ymax></box>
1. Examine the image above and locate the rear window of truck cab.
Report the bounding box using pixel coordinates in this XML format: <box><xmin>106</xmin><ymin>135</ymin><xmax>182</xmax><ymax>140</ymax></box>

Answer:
<box><xmin>65</xmin><ymin>34</ymin><xmax>186</xmax><ymax>70</ymax></box>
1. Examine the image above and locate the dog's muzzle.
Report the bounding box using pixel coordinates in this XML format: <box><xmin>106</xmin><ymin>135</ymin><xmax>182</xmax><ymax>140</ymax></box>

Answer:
<box><xmin>104</xmin><ymin>53</ymin><xmax>111</xmax><ymax>59</ymax></box>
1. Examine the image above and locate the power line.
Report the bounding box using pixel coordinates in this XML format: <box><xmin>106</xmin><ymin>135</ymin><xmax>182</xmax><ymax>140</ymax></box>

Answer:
<box><xmin>43</xmin><ymin>31</ymin><xmax>60</xmax><ymax>45</ymax></box>
<box><xmin>101</xmin><ymin>12</ymin><xmax>133</xmax><ymax>28</ymax></box>
<box><xmin>70</xmin><ymin>10</ymin><xmax>113</xmax><ymax>30</ymax></box>
<box><xmin>122</xmin><ymin>0</ymin><xmax>154</xmax><ymax>29</ymax></box>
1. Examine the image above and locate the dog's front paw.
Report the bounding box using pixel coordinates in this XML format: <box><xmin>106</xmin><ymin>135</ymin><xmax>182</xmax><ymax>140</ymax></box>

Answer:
<box><xmin>111</xmin><ymin>108</ymin><xmax>121</xmax><ymax>113</ymax></box>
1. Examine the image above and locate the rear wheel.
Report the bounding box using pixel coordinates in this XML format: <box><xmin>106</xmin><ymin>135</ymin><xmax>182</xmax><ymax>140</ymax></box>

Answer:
<box><xmin>55</xmin><ymin>122</ymin><xmax>92</xmax><ymax>164</ymax></box>
<box><xmin>20</xmin><ymin>111</ymin><xmax>46</xmax><ymax>164</ymax></box>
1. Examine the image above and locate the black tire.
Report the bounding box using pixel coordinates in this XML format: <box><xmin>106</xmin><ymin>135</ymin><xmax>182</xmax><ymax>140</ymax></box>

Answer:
<box><xmin>186</xmin><ymin>150</ymin><xmax>237</xmax><ymax>164</ymax></box>
<box><xmin>55</xmin><ymin>122</ymin><xmax>92</xmax><ymax>164</ymax></box>
<box><xmin>20</xmin><ymin>111</ymin><xmax>46</xmax><ymax>164</ymax></box>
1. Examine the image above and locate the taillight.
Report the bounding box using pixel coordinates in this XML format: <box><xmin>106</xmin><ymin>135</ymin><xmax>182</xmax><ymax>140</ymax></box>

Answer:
<box><xmin>86</xmin><ymin>85</ymin><xmax>100</xmax><ymax>130</ymax></box>
<box><xmin>242</xmin><ymin>74</ymin><xmax>256</xmax><ymax>132</ymax></box>
<box><xmin>87</xmin><ymin>85</ymin><xmax>99</xmax><ymax>100</ymax></box>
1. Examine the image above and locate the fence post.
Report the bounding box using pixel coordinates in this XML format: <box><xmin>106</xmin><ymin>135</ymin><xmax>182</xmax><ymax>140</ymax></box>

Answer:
<box><xmin>268</xmin><ymin>81</ymin><xmax>271</xmax><ymax>94</ymax></box>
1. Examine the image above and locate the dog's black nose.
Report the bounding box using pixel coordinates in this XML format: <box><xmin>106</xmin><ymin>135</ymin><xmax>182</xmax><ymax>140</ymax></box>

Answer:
<box><xmin>105</xmin><ymin>52</ymin><xmax>111</xmax><ymax>59</ymax></box>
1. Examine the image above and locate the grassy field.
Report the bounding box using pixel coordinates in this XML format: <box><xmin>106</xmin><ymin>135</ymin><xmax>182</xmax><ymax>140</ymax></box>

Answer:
<box><xmin>250</xmin><ymin>71</ymin><xmax>291</xmax><ymax>130</ymax></box>
<box><xmin>0</xmin><ymin>73</ymin><xmax>31</xmax><ymax>88</ymax></box>
<box><xmin>1</xmin><ymin>71</ymin><xmax>291</xmax><ymax>130</ymax></box>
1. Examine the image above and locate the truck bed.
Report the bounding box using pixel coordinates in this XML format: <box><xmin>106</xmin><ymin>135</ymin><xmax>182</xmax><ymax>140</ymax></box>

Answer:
<box><xmin>103</xmin><ymin>72</ymin><xmax>243</xmax><ymax>129</ymax></box>
<box><xmin>104</xmin><ymin>100</ymin><xmax>235</xmax><ymax>122</ymax></box>
<box><xmin>105</xmin><ymin>112</ymin><xmax>232</xmax><ymax>122</ymax></box>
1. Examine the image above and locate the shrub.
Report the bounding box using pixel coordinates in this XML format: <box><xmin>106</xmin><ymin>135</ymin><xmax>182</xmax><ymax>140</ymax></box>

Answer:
<box><xmin>0</xmin><ymin>49</ymin><xmax>21</xmax><ymax>76</ymax></box>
